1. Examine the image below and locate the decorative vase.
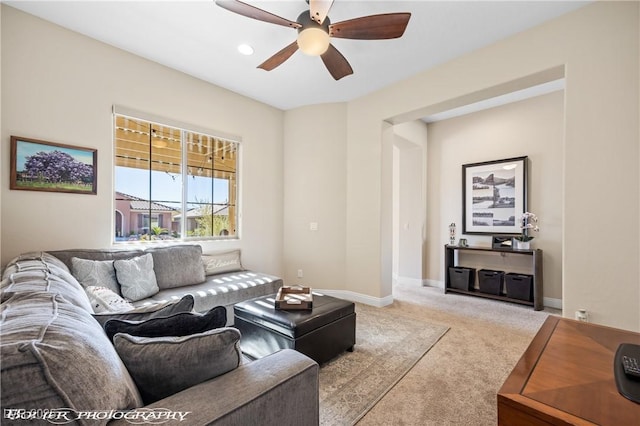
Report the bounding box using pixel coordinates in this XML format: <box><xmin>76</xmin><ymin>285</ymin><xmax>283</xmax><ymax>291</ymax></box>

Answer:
<box><xmin>449</xmin><ymin>223</ymin><xmax>456</xmax><ymax>246</ymax></box>
<box><xmin>513</xmin><ymin>239</ymin><xmax>531</xmax><ymax>250</ymax></box>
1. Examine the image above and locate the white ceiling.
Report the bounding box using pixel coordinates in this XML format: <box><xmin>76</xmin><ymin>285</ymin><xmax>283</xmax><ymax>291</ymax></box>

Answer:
<box><xmin>5</xmin><ymin>0</ymin><xmax>587</xmax><ymax>111</ymax></box>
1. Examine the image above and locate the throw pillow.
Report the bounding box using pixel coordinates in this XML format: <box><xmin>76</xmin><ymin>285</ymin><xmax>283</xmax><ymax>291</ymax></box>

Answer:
<box><xmin>113</xmin><ymin>327</ymin><xmax>241</xmax><ymax>404</ymax></box>
<box><xmin>145</xmin><ymin>245</ymin><xmax>206</xmax><ymax>290</ymax></box>
<box><xmin>113</xmin><ymin>254</ymin><xmax>159</xmax><ymax>302</ymax></box>
<box><xmin>202</xmin><ymin>250</ymin><xmax>244</xmax><ymax>275</ymax></box>
<box><xmin>104</xmin><ymin>305</ymin><xmax>227</xmax><ymax>341</ymax></box>
<box><xmin>92</xmin><ymin>294</ymin><xmax>195</xmax><ymax>327</ymax></box>
<box><xmin>84</xmin><ymin>286</ymin><xmax>134</xmax><ymax>314</ymax></box>
<box><xmin>71</xmin><ymin>257</ymin><xmax>121</xmax><ymax>295</ymax></box>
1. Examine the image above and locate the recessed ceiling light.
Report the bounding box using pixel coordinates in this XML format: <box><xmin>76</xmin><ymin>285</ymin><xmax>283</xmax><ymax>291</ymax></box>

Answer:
<box><xmin>237</xmin><ymin>44</ymin><xmax>254</xmax><ymax>56</ymax></box>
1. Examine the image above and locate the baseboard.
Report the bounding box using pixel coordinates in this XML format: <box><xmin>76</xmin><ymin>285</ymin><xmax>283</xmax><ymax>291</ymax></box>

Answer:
<box><xmin>316</xmin><ymin>286</ymin><xmax>562</xmax><ymax>310</ymax></box>
<box><xmin>543</xmin><ymin>297</ymin><xmax>562</xmax><ymax>310</ymax></box>
<box><xmin>314</xmin><ymin>289</ymin><xmax>394</xmax><ymax>307</ymax></box>
<box><xmin>422</xmin><ymin>279</ymin><xmax>444</xmax><ymax>289</ymax></box>
<box><xmin>396</xmin><ymin>278</ymin><xmax>563</xmax><ymax>310</ymax></box>
<box><xmin>395</xmin><ymin>275</ymin><xmax>443</xmax><ymax>288</ymax></box>
<box><xmin>394</xmin><ymin>276</ymin><xmax>424</xmax><ymax>287</ymax></box>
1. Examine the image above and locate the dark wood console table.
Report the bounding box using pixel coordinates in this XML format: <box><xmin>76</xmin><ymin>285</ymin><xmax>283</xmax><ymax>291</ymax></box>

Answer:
<box><xmin>444</xmin><ymin>245</ymin><xmax>543</xmax><ymax>310</ymax></box>
<box><xmin>498</xmin><ymin>316</ymin><xmax>640</xmax><ymax>425</ymax></box>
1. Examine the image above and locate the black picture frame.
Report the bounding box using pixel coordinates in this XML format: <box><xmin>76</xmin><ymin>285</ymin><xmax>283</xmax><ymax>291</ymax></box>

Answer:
<box><xmin>462</xmin><ymin>156</ymin><xmax>527</xmax><ymax>235</ymax></box>
<box><xmin>10</xmin><ymin>136</ymin><xmax>97</xmax><ymax>195</ymax></box>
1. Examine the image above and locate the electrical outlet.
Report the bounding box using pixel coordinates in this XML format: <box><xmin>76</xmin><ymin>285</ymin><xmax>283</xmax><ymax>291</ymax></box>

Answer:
<box><xmin>575</xmin><ymin>309</ymin><xmax>589</xmax><ymax>322</ymax></box>
<box><xmin>297</xmin><ymin>269</ymin><xmax>303</xmax><ymax>278</ymax></box>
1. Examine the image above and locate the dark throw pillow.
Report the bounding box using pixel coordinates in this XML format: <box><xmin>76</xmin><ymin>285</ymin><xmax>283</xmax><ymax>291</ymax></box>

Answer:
<box><xmin>92</xmin><ymin>295</ymin><xmax>195</xmax><ymax>327</ymax></box>
<box><xmin>104</xmin><ymin>305</ymin><xmax>227</xmax><ymax>341</ymax></box>
<box><xmin>113</xmin><ymin>327</ymin><xmax>241</xmax><ymax>404</ymax></box>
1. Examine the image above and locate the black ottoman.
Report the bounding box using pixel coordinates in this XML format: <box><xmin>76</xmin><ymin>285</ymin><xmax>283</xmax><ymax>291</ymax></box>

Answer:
<box><xmin>234</xmin><ymin>293</ymin><xmax>356</xmax><ymax>364</ymax></box>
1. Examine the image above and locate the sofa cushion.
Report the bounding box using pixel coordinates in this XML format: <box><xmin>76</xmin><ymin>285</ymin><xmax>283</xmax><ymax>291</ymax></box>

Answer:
<box><xmin>1</xmin><ymin>252</ymin><xmax>93</xmax><ymax>313</ymax></box>
<box><xmin>71</xmin><ymin>257</ymin><xmax>120</xmax><ymax>295</ymax></box>
<box><xmin>2</xmin><ymin>251</ymin><xmax>69</xmax><ymax>272</ymax></box>
<box><xmin>202</xmin><ymin>250</ymin><xmax>244</xmax><ymax>275</ymax></box>
<box><xmin>131</xmin><ymin>271</ymin><xmax>283</xmax><ymax>319</ymax></box>
<box><xmin>92</xmin><ymin>294</ymin><xmax>195</xmax><ymax>327</ymax></box>
<box><xmin>85</xmin><ymin>286</ymin><xmax>135</xmax><ymax>314</ymax></box>
<box><xmin>113</xmin><ymin>327</ymin><xmax>241</xmax><ymax>404</ymax></box>
<box><xmin>114</xmin><ymin>254</ymin><xmax>159</xmax><ymax>302</ymax></box>
<box><xmin>104</xmin><ymin>306</ymin><xmax>227</xmax><ymax>341</ymax></box>
<box><xmin>146</xmin><ymin>245</ymin><xmax>205</xmax><ymax>290</ymax></box>
<box><xmin>47</xmin><ymin>248</ymin><xmax>144</xmax><ymax>271</ymax></box>
<box><xmin>0</xmin><ymin>292</ymin><xmax>142</xmax><ymax>418</ymax></box>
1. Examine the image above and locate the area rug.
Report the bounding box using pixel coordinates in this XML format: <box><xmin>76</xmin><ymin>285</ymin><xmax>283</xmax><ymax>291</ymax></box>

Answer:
<box><xmin>319</xmin><ymin>303</ymin><xmax>449</xmax><ymax>426</ymax></box>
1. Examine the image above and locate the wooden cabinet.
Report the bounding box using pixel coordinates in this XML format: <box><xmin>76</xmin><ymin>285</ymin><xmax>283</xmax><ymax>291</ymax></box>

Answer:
<box><xmin>444</xmin><ymin>245</ymin><xmax>543</xmax><ymax>310</ymax></box>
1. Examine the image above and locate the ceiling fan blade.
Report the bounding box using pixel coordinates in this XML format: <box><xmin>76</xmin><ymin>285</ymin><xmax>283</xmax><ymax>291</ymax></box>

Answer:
<box><xmin>321</xmin><ymin>44</ymin><xmax>353</xmax><ymax>80</ymax></box>
<box><xmin>258</xmin><ymin>42</ymin><xmax>299</xmax><ymax>71</ymax></box>
<box><xmin>216</xmin><ymin>0</ymin><xmax>301</xmax><ymax>29</ymax></box>
<box><xmin>329</xmin><ymin>13</ymin><xmax>411</xmax><ymax>40</ymax></box>
<box><xmin>309</xmin><ymin>0</ymin><xmax>334</xmax><ymax>25</ymax></box>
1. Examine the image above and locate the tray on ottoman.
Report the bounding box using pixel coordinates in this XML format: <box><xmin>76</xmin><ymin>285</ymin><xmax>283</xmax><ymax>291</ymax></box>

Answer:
<box><xmin>234</xmin><ymin>293</ymin><xmax>356</xmax><ymax>364</ymax></box>
<box><xmin>275</xmin><ymin>286</ymin><xmax>313</xmax><ymax>310</ymax></box>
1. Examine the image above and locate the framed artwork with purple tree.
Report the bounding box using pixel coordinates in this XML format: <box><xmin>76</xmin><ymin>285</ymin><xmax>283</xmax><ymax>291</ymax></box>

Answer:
<box><xmin>462</xmin><ymin>156</ymin><xmax>527</xmax><ymax>235</ymax></box>
<box><xmin>10</xmin><ymin>136</ymin><xmax>97</xmax><ymax>195</ymax></box>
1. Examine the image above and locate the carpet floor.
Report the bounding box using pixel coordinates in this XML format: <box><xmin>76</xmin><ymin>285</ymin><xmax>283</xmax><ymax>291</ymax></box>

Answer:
<box><xmin>323</xmin><ymin>282</ymin><xmax>561</xmax><ymax>425</ymax></box>
<box><xmin>319</xmin><ymin>303</ymin><xmax>448</xmax><ymax>426</ymax></box>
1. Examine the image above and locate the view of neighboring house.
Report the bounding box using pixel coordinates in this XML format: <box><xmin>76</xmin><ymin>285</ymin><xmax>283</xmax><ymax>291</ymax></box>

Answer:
<box><xmin>114</xmin><ymin>191</ymin><xmax>176</xmax><ymax>239</ymax></box>
<box><xmin>115</xmin><ymin>192</ymin><xmax>231</xmax><ymax>240</ymax></box>
<box><xmin>174</xmin><ymin>205</ymin><xmax>229</xmax><ymax>236</ymax></box>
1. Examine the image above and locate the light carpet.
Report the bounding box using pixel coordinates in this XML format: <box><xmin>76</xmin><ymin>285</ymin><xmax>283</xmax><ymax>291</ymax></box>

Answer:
<box><xmin>356</xmin><ymin>283</ymin><xmax>559</xmax><ymax>425</ymax></box>
<box><xmin>318</xmin><ymin>302</ymin><xmax>449</xmax><ymax>426</ymax></box>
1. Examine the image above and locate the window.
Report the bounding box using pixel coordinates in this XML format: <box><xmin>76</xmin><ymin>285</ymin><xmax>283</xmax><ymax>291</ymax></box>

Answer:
<box><xmin>114</xmin><ymin>114</ymin><xmax>238</xmax><ymax>242</ymax></box>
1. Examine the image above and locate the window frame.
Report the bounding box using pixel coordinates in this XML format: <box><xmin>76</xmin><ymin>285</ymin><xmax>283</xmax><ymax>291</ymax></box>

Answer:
<box><xmin>112</xmin><ymin>106</ymin><xmax>241</xmax><ymax>243</ymax></box>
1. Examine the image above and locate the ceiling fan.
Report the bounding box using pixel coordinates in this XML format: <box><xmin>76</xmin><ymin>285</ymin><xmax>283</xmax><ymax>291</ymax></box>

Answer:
<box><xmin>216</xmin><ymin>0</ymin><xmax>411</xmax><ymax>80</ymax></box>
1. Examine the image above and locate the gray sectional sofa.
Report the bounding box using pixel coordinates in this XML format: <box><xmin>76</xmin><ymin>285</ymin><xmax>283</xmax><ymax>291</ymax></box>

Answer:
<box><xmin>47</xmin><ymin>244</ymin><xmax>282</xmax><ymax>324</ymax></box>
<box><xmin>0</xmin><ymin>247</ymin><xmax>319</xmax><ymax>425</ymax></box>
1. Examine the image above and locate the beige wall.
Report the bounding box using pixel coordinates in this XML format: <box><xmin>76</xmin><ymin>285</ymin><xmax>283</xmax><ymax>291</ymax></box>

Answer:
<box><xmin>0</xmin><ymin>6</ymin><xmax>285</xmax><ymax>275</ymax></box>
<box><xmin>343</xmin><ymin>1</ymin><xmax>638</xmax><ymax>330</ymax></box>
<box><xmin>392</xmin><ymin>121</ymin><xmax>428</xmax><ymax>285</ymax></box>
<box><xmin>393</xmin><ymin>139</ymin><xmax>423</xmax><ymax>281</ymax></box>
<box><xmin>283</xmin><ymin>104</ymin><xmax>347</xmax><ymax>290</ymax></box>
<box><xmin>426</xmin><ymin>91</ymin><xmax>564</xmax><ymax>305</ymax></box>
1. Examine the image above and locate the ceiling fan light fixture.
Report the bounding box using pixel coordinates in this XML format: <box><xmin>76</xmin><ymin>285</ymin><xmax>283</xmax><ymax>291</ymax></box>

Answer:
<box><xmin>297</xmin><ymin>27</ymin><xmax>330</xmax><ymax>56</ymax></box>
<box><xmin>216</xmin><ymin>0</ymin><xmax>411</xmax><ymax>79</ymax></box>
